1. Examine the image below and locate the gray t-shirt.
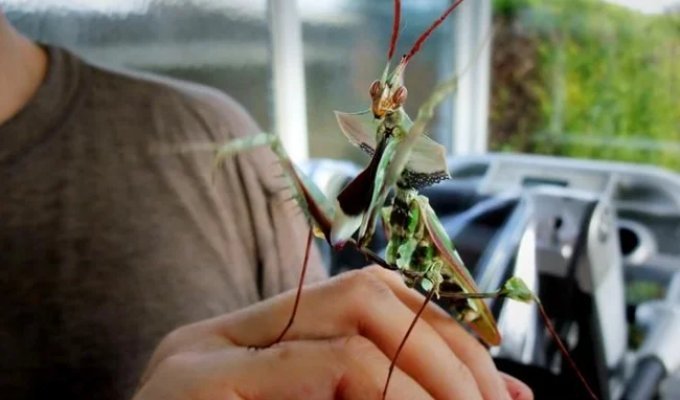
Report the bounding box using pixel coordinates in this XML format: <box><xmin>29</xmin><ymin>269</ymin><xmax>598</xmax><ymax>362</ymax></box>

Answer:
<box><xmin>0</xmin><ymin>46</ymin><xmax>324</xmax><ymax>399</ymax></box>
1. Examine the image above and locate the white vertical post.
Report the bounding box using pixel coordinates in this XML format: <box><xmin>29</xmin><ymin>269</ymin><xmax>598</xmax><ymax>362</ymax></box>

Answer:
<box><xmin>451</xmin><ymin>0</ymin><xmax>492</xmax><ymax>156</ymax></box>
<box><xmin>473</xmin><ymin>0</ymin><xmax>492</xmax><ymax>154</ymax></box>
<box><xmin>268</xmin><ymin>0</ymin><xmax>309</xmax><ymax>161</ymax></box>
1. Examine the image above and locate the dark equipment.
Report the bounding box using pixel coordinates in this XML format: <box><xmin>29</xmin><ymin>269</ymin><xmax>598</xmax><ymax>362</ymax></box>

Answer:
<box><xmin>304</xmin><ymin>153</ymin><xmax>680</xmax><ymax>400</ymax></box>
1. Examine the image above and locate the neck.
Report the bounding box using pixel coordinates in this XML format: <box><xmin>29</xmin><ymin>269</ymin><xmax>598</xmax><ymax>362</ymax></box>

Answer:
<box><xmin>0</xmin><ymin>16</ymin><xmax>47</xmax><ymax>125</ymax></box>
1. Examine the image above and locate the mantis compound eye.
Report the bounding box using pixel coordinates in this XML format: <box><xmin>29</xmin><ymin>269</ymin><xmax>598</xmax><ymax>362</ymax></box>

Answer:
<box><xmin>369</xmin><ymin>80</ymin><xmax>383</xmax><ymax>98</ymax></box>
<box><xmin>392</xmin><ymin>86</ymin><xmax>408</xmax><ymax>106</ymax></box>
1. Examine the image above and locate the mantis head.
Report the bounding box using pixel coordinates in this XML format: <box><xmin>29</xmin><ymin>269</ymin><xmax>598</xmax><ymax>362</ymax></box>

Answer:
<box><xmin>332</xmin><ymin>0</ymin><xmax>462</xmax><ymax>247</ymax></box>
<box><xmin>369</xmin><ymin>60</ymin><xmax>408</xmax><ymax>119</ymax></box>
<box><xmin>370</xmin><ymin>0</ymin><xmax>465</xmax><ymax>120</ymax></box>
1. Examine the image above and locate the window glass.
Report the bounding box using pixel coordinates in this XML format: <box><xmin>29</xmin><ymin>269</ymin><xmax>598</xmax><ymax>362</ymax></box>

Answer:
<box><xmin>300</xmin><ymin>0</ymin><xmax>457</xmax><ymax>161</ymax></box>
<box><xmin>3</xmin><ymin>0</ymin><xmax>271</xmax><ymax>129</ymax></box>
<box><xmin>490</xmin><ymin>0</ymin><xmax>680</xmax><ymax>170</ymax></box>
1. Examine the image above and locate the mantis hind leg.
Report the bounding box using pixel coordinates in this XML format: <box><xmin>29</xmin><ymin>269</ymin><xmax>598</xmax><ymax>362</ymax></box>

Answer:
<box><xmin>215</xmin><ymin>133</ymin><xmax>335</xmax><ymax>347</ymax></box>
<box><xmin>439</xmin><ymin>279</ymin><xmax>599</xmax><ymax>399</ymax></box>
<box><xmin>382</xmin><ymin>286</ymin><xmax>436</xmax><ymax>400</ymax></box>
<box><xmin>264</xmin><ymin>227</ymin><xmax>314</xmax><ymax>347</ymax></box>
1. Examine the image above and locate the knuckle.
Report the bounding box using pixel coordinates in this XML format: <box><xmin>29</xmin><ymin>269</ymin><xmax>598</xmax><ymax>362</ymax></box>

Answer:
<box><xmin>332</xmin><ymin>336</ymin><xmax>385</xmax><ymax>399</ymax></box>
<box><xmin>158</xmin><ymin>325</ymin><xmax>192</xmax><ymax>350</ymax></box>
<box><xmin>343</xmin><ymin>334</ymin><xmax>376</xmax><ymax>354</ymax></box>
<box><xmin>152</xmin><ymin>321</ymin><xmax>212</xmax><ymax>363</ymax></box>
<box><xmin>341</xmin><ymin>268</ymin><xmax>393</xmax><ymax>302</ymax></box>
<box><xmin>364</xmin><ymin>264</ymin><xmax>389</xmax><ymax>277</ymax></box>
<box><xmin>335</xmin><ymin>335</ymin><xmax>383</xmax><ymax>363</ymax></box>
<box><xmin>452</xmin><ymin>358</ymin><xmax>475</xmax><ymax>384</ymax></box>
<box><xmin>157</xmin><ymin>352</ymin><xmax>197</xmax><ymax>376</ymax></box>
<box><xmin>465</xmin><ymin>336</ymin><xmax>488</xmax><ymax>356</ymax></box>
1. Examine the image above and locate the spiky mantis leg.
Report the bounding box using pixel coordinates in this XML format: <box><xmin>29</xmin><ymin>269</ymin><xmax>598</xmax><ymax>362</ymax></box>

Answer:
<box><xmin>215</xmin><ymin>133</ymin><xmax>409</xmax><ymax>346</ymax></box>
<box><xmin>215</xmin><ymin>133</ymin><xmax>335</xmax><ymax>347</ymax></box>
<box><xmin>381</xmin><ymin>282</ymin><xmax>502</xmax><ymax>400</ymax></box>
<box><xmin>382</xmin><ymin>277</ymin><xmax>598</xmax><ymax>400</ymax></box>
<box><xmin>439</xmin><ymin>278</ymin><xmax>599</xmax><ymax>400</ymax></box>
<box><xmin>268</xmin><ymin>228</ymin><xmax>313</xmax><ymax>346</ymax></box>
<box><xmin>382</xmin><ymin>286</ymin><xmax>437</xmax><ymax>400</ymax></box>
<box><xmin>496</xmin><ymin>279</ymin><xmax>599</xmax><ymax>400</ymax></box>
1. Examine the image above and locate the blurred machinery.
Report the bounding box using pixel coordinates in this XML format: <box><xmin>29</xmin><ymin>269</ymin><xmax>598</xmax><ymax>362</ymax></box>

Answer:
<box><xmin>303</xmin><ymin>153</ymin><xmax>680</xmax><ymax>400</ymax></box>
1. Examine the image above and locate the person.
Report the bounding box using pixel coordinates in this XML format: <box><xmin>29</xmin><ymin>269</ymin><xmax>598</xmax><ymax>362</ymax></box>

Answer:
<box><xmin>0</xmin><ymin>10</ymin><xmax>532</xmax><ymax>400</ymax></box>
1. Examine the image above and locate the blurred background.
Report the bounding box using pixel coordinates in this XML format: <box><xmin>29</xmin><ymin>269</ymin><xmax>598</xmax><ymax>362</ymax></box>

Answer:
<box><xmin>3</xmin><ymin>0</ymin><xmax>678</xmax><ymax>167</ymax></box>
<box><xmin>3</xmin><ymin>0</ymin><xmax>679</xmax><ymax>399</ymax></box>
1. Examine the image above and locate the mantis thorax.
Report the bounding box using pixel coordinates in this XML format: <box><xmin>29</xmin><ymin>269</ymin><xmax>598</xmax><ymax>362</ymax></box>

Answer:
<box><xmin>381</xmin><ymin>108</ymin><xmax>409</xmax><ymax>139</ymax></box>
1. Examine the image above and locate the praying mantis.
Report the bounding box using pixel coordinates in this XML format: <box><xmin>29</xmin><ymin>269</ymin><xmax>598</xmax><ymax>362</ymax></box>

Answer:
<box><xmin>211</xmin><ymin>0</ymin><xmax>599</xmax><ymax>398</ymax></box>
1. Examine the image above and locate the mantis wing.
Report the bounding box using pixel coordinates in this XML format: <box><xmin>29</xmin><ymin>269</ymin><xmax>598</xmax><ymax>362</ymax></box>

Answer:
<box><xmin>402</xmin><ymin>135</ymin><xmax>450</xmax><ymax>188</ymax></box>
<box><xmin>335</xmin><ymin>111</ymin><xmax>449</xmax><ymax>189</ymax></box>
<box><xmin>334</xmin><ymin>110</ymin><xmax>377</xmax><ymax>154</ymax></box>
<box><xmin>416</xmin><ymin>197</ymin><xmax>501</xmax><ymax>346</ymax></box>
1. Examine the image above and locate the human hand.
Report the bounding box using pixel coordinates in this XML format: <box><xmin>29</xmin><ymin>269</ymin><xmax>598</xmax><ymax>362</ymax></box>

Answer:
<box><xmin>133</xmin><ymin>266</ymin><xmax>533</xmax><ymax>400</ymax></box>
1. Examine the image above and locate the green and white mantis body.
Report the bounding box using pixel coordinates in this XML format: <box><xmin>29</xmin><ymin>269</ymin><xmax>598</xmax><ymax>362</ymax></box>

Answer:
<box><xmin>217</xmin><ymin>0</ymin><xmax>507</xmax><ymax>347</ymax></box>
<box><xmin>213</xmin><ymin>1</ymin><xmax>598</xmax><ymax>398</ymax></box>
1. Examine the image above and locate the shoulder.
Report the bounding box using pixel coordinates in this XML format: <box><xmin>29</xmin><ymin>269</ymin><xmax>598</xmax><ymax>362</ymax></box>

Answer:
<box><xmin>71</xmin><ymin>52</ymin><xmax>282</xmax><ymax>185</ymax></box>
<box><xmin>80</xmin><ymin>56</ymin><xmax>260</xmax><ymax>145</ymax></box>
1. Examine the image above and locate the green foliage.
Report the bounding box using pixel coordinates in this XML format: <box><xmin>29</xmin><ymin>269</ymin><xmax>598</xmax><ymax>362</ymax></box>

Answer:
<box><xmin>490</xmin><ymin>0</ymin><xmax>680</xmax><ymax>170</ymax></box>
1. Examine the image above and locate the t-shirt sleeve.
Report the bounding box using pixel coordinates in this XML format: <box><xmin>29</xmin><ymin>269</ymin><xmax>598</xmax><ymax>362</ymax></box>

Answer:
<box><xmin>0</xmin><ymin>48</ymin><xmax>329</xmax><ymax>399</ymax></box>
<box><xmin>169</xmin><ymin>83</ymin><xmax>329</xmax><ymax>298</ymax></box>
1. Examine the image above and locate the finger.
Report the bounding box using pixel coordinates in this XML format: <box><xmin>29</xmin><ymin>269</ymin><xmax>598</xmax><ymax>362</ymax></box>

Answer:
<box><xmin>364</xmin><ymin>266</ymin><xmax>512</xmax><ymax>400</ymax></box>
<box><xmin>244</xmin><ymin>337</ymin><xmax>434</xmax><ymax>400</ymax></box>
<box><xmin>211</xmin><ymin>269</ymin><xmax>484</xmax><ymax>399</ymax></box>
<box><xmin>501</xmin><ymin>373</ymin><xmax>534</xmax><ymax>400</ymax></box>
<box><xmin>139</xmin><ymin>318</ymin><xmax>235</xmax><ymax>386</ymax></box>
<box><xmin>137</xmin><ymin>336</ymin><xmax>434</xmax><ymax>400</ymax></box>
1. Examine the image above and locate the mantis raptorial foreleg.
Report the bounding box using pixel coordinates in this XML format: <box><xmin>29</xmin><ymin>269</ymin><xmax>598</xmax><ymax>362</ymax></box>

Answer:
<box><xmin>212</xmin><ymin>133</ymin><xmax>395</xmax><ymax>346</ymax></box>
<box><xmin>214</xmin><ymin>134</ymin><xmax>335</xmax><ymax>346</ymax></box>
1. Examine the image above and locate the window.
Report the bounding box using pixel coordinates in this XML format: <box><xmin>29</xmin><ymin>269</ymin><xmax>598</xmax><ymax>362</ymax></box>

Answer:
<box><xmin>4</xmin><ymin>0</ymin><xmax>272</xmax><ymax>129</ymax></box>
<box><xmin>490</xmin><ymin>0</ymin><xmax>680</xmax><ymax>170</ymax></box>
<box><xmin>300</xmin><ymin>0</ymin><xmax>463</xmax><ymax>161</ymax></box>
<box><xmin>7</xmin><ymin>0</ymin><xmax>677</xmax><ymax>170</ymax></box>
